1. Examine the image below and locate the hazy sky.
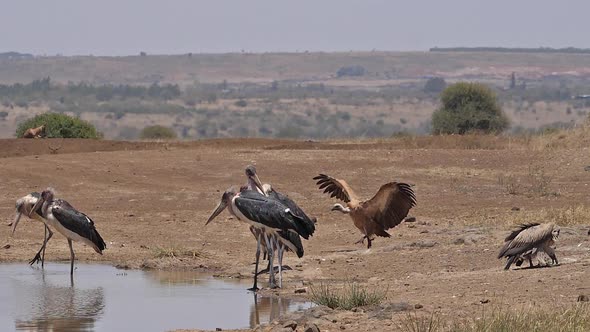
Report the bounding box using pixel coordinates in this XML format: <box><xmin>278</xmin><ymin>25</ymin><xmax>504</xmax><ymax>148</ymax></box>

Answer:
<box><xmin>2</xmin><ymin>0</ymin><xmax>588</xmax><ymax>55</ymax></box>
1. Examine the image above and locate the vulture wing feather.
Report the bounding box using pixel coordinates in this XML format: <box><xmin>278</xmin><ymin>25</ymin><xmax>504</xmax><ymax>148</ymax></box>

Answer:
<box><xmin>362</xmin><ymin>182</ymin><xmax>417</xmax><ymax>230</ymax></box>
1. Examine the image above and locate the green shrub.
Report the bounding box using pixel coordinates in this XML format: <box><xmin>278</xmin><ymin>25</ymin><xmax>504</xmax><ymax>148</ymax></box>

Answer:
<box><xmin>16</xmin><ymin>113</ymin><xmax>101</xmax><ymax>138</ymax></box>
<box><xmin>432</xmin><ymin>82</ymin><xmax>509</xmax><ymax>135</ymax></box>
<box><xmin>139</xmin><ymin>125</ymin><xmax>177</xmax><ymax>140</ymax></box>
<box><xmin>310</xmin><ymin>282</ymin><xmax>386</xmax><ymax>310</ymax></box>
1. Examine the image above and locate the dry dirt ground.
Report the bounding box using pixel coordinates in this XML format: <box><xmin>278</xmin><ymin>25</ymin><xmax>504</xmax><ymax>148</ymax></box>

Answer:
<box><xmin>0</xmin><ymin>138</ymin><xmax>588</xmax><ymax>331</ymax></box>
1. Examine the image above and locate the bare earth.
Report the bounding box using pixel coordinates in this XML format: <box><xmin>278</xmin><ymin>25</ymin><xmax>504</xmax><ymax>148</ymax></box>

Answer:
<box><xmin>0</xmin><ymin>138</ymin><xmax>588</xmax><ymax>331</ymax></box>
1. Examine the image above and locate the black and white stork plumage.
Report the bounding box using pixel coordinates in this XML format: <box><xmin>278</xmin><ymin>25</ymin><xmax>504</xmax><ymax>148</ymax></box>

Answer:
<box><xmin>244</xmin><ymin>165</ymin><xmax>316</xmax><ymax>287</ymax></box>
<box><xmin>12</xmin><ymin>192</ymin><xmax>54</xmax><ymax>267</ymax></box>
<box><xmin>206</xmin><ymin>186</ymin><xmax>309</xmax><ymax>290</ymax></box>
<box><xmin>29</xmin><ymin>188</ymin><xmax>106</xmax><ymax>275</ymax></box>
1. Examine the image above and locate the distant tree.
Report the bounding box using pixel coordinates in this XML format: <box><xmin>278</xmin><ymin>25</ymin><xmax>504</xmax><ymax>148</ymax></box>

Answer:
<box><xmin>336</xmin><ymin>65</ymin><xmax>366</xmax><ymax>77</ymax></box>
<box><xmin>140</xmin><ymin>51</ymin><xmax>147</xmax><ymax>57</ymax></box>
<box><xmin>510</xmin><ymin>72</ymin><xmax>516</xmax><ymax>89</ymax></box>
<box><xmin>423</xmin><ymin>77</ymin><xmax>447</xmax><ymax>93</ymax></box>
<box><xmin>139</xmin><ymin>125</ymin><xmax>177</xmax><ymax>140</ymax></box>
<box><xmin>431</xmin><ymin>82</ymin><xmax>509</xmax><ymax>135</ymax></box>
<box><xmin>234</xmin><ymin>99</ymin><xmax>248</xmax><ymax>107</ymax></box>
<box><xmin>16</xmin><ymin>113</ymin><xmax>102</xmax><ymax>138</ymax></box>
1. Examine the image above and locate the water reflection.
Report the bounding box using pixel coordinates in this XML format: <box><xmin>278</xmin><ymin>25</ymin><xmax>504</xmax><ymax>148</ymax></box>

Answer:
<box><xmin>0</xmin><ymin>264</ymin><xmax>311</xmax><ymax>331</ymax></box>
<box><xmin>12</xmin><ymin>271</ymin><xmax>104</xmax><ymax>331</ymax></box>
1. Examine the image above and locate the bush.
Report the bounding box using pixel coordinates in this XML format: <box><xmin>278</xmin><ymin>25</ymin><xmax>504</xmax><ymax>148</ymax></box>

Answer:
<box><xmin>337</xmin><ymin>65</ymin><xmax>366</xmax><ymax>77</ymax></box>
<box><xmin>16</xmin><ymin>113</ymin><xmax>101</xmax><ymax>138</ymax></box>
<box><xmin>423</xmin><ymin>77</ymin><xmax>446</xmax><ymax>93</ymax></box>
<box><xmin>139</xmin><ymin>125</ymin><xmax>177</xmax><ymax>140</ymax></box>
<box><xmin>432</xmin><ymin>82</ymin><xmax>509</xmax><ymax>135</ymax></box>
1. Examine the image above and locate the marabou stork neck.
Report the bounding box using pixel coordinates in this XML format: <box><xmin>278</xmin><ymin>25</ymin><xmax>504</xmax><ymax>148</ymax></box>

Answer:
<box><xmin>314</xmin><ymin>174</ymin><xmax>416</xmax><ymax>249</ymax></box>
<box><xmin>12</xmin><ymin>192</ymin><xmax>54</xmax><ymax>267</ymax></box>
<box><xmin>29</xmin><ymin>188</ymin><xmax>106</xmax><ymax>275</ymax></box>
<box><xmin>244</xmin><ymin>165</ymin><xmax>316</xmax><ymax>288</ymax></box>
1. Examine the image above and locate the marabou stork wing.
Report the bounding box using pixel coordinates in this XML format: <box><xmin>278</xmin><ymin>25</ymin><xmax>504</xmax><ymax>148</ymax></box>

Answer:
<box><xmin>361</xmin><ymin>182</ymin><xmax>416</xmax><ymax>231</ymax></box>
<box><xmin>234</xmin><ymin>191</ymin><xmax>312</xmax><ymax>239</ymax></box>
<box><xmin>267</xmin><ymin>189</ymin><xmax>315</xmax><ymax>237</ymax></box>
<box><xmin>313</xmin><ymin>174</ymin><xmax>359</xmax><ymax>205</ymax></box>
<box><xmin>498</xmin><ymin>223</ymin><xmax>554</xmax><ymax>259</ymax></box>
<box><xmin>277</xmin><ymin>229</ymin><xmax>304</xmax><ymax>258</ymax></box>
<box><xmin>52</xmin><ymin>205</ymin><xmax>106</xmax><ymax>252</ymax></box>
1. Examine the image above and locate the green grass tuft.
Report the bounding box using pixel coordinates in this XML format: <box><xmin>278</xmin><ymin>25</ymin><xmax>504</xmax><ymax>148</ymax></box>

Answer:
<box><xmin>310</xmin><ymin>282</ymin><xmax>387</xmax><ymax>310</ymax></box>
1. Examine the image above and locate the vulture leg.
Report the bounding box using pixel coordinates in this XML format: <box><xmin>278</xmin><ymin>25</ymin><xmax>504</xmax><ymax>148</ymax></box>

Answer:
<box><xmin>528</xmin><ymin>255</ymin><xmax>534</xmax><ymax>268</ymax></box>
<box><xmin>67</xmin><ymin>239</ymin><xmax>75</xmax><ymax>276</ymax></box>
<box><xmin>354</xmin><ymin>236</ymin><xmax>367</xmax><ymax>245</ymax></box>
<box><xmin>546</xmin><ymin>247</ymin><xmax>558</xmax><ymax>265</ymax></box>
<box><xmin>366</xmin><ymin>237</ymin><xmax>372</xmax><ymax>249</ymax></box>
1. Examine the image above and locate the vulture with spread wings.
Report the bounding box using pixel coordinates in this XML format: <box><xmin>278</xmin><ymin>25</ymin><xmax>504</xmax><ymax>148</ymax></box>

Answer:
<box><xmin>313</xmin><ymin>174</ymin><xmax>416</xmax><ymax>248</ymax></box>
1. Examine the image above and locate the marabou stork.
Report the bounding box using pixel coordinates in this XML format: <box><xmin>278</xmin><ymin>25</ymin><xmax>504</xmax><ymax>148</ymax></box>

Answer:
<box><xmin>206</xmin><ymin>186</ymin><xmax>308</xmax><ymax>290</ymax></box>
<box><xmin>244</xmin><ymin>166</ymin><xmax>316</xmax><ymax>287</ymax></box>
<box><xmin>29</xmin><ymin>188</ymin><xmax>106</xmax><ymax>275</ymax></box>
<box><xmin>314</xmin><ymin>174</ymin><xmax>416</xmax><ymax>249</ymax></box>
<box><xmin>12</xmin><ymin>192</ymin><xmax>54</xmax><ymax>267</ymax></box>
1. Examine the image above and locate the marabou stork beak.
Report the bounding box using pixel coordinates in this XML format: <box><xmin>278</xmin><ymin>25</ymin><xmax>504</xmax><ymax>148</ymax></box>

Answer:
<box><xmin>29</xmin><ymin>197</ymin><xmax>44</xmax><ymax>219</ymax></box>
<box><xmin>11</xmin><ymin>211</ymin><xmax>23</xmax><ymax>235</ymax></box>
<box><xmin>206</xmin><ymin>200</ymin><xmax>228</xmax><ymax>225</ymax></box>
<box><xmin>250</xmin><ymin>173</ymin><xmax>264</xmax><ymax>193</ymax></box>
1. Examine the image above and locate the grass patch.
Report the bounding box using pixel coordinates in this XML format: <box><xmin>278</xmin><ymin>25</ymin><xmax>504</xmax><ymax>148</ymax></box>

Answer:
<box><xmin>399</xmin><ymin>304</ymin><xmax>590</xmax><ymax>332</ymax></box>
<box><xmin>152</xmin><ymin>247</ymin><xmax>202</xmax><ymax>259</ymax></box>
<box><xmin>310</xmin><ymin>282</ymin><xmax>387</xmax><ymax>310</ymax></box>
<box><xmin>507</xmin><ymin>205</ymin><xmax>590</xmax><ymax>226</ymax></box>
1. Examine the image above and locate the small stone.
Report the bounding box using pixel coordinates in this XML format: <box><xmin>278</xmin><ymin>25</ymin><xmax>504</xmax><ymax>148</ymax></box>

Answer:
<box><xmin>511</xmin><ymin>207</ymin><xmax>520</xmax><ymax>211</ymax></box>
<box><xmin>584</xmin><ymin>166</ymin><xmax>590</xmax><ymax>172</ymax></box>
<box><xmin>340</xmin><ymin>326</ymin><xmax>346</xmax><ymax>330</ymax></box>
<box><xmin>215</xmin><ymin>328</ymin><xmax>222</xmax><ymax>331</ymax></box>
<box><xmin>304</xmin><ymin>323</ymin><xmax>320</xmax><ymax>332</ymax></box>
<box><xmin>480</xmin><ymin>299</ymin><xmax>490</xmax><ymax>304</ymax></box>
<box><xmin>420</xmin><ymin>230</ymin><xmax>429</xmax><ymax>234</ymax></box>
<box><xmin>414</xmin><ymin>304</ymin><xmax>423</xmax><ymax>309</ymax></box>
<box><xmin>283</xmin><ymin>321</ymin><xmax>297</xmax><ymax>330</ymax></box>
<box><xmin>578</xmin><ymin>295</ymin><xmax>589</xmax><ymax>302</ymax></box>
<box><xmin>7</xmin><ymin>222</ymin><xmax>13</xmax><ymax>227</ymax></box>
<box><xmin>407</xmin><ymin>224</ymin><xmax>416</xmax><ymax>228</ymax></box>
<box><xmin>2</xmin><ymin>244</ymin><xmax>10</xmax><ymax>249</ymax></box>
<box><xmin>404</xmin><ymin>216</ymin><xmax>416</xmax><ymax>223</ymax></box>
<box><xmin>294</xmin><ymin>288</ymin><xmax>307</xmax><ymax>294</ymax></box>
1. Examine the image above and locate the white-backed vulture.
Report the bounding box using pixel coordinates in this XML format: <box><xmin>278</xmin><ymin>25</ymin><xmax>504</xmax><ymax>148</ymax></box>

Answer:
<box><xmin>498</xmin><ymin>223</ymin><xmax>560</xmax><ymax>270</ymax></box>
<box><xmin>313</xmin><ymin>173</ymin><xmax>416</xmax><ymax>249</ymax></box>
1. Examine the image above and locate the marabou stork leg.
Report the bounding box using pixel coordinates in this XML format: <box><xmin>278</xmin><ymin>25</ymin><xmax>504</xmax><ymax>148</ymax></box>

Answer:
<box><xmin>67</xmin><ymin>239</ymin><xmax>75</xmax><ymax>276</ymax></box>
<box><xmin>248</xmin><ymin>231</ymin><xmax>262</xmax><ymax>292</ymax></box>
<box><xmin>30</xmin><ymin>226</ymin><xmax>53</xmax><ymax>267</ymax></box>
<box><xmin>277</xmin><ymin>242</ymin><xmax>284</xmax><ymax>288</ymax></box>
<box><xmin>264</xmin><ymin>233</ymin><xmax>277</xmax><ymax>289</ymax></box>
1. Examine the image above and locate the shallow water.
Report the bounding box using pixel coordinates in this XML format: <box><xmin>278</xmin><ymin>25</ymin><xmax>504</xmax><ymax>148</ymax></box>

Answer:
<box><xmin>0</xmin><ymin>263</ymin><xmax>312</xmax><ymax>331</ymax></box>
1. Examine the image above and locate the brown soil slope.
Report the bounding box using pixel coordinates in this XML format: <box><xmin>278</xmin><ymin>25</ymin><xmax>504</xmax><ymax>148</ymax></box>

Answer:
<box><xmin>0</xmin><ymin>138</ymin><xmax>588</xmax><ymax>331</ymax></box>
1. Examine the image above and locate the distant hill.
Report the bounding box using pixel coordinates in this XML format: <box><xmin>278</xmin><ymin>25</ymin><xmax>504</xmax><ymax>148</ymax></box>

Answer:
<box><xmin>430</xmin><ymin>47</ymin><xmax>590</xmax><ymax>54</ymax></box>
<box><xmin>0</xmin><ymin>52</ymin><xmax>33</xmax><ymax>59</ymax></box>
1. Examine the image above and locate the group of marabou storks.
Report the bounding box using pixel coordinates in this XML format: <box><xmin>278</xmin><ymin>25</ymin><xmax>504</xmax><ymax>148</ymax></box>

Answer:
<box><xmin>12</xmin><ymin>165</ymin><xmax>561</xmax><ymax>288</ymax></box>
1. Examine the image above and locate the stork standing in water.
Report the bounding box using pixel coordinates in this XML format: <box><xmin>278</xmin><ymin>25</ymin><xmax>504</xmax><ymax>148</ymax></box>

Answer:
<box><xmin>12</xmin><ymin>192</ymin><xmax>54</xmax><ymax>267</ymax></box>
<box><xmin>206</xmin><ymin>186</ymin><xmax>309</xmax><ymax>290</ymax></box>
<box><xmin>28</xmin><ymin>188</ymin><xmax>106</xmax><ymax>275</ymax></box>
<box><xmin>244</xmin><ymin>166</ymin><xmax>316</xmax><ymax>287</ymax></box>
<box><xmin>314</xmin><ymin>174</ymin><xmax>416</xmax><ymax>249</ymax></box>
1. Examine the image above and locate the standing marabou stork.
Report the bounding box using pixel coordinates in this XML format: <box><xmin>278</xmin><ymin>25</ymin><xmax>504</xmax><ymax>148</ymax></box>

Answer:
<box><xmin>244</xmin><ymin>165</ymin><xmax>316</xmax><ymax>287</ymax></box>
<box><xmin>206</xmin><ymin>186</ymin><xmax>309</xmax><ymax>290</ymax></box>
<box><xmin>12</xmin><ymin>192</ymin><xmax>54</xmax><ymax>267</ymax></box>
<box><xmin>29</xmin><ymin>188</ymin><xmax>106</xmax><ymax>275</ymax></box>
<box><xmin>314</xmin><ymin>174</ymin><xmax>416</xmax><ymax>249</ymax></box>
